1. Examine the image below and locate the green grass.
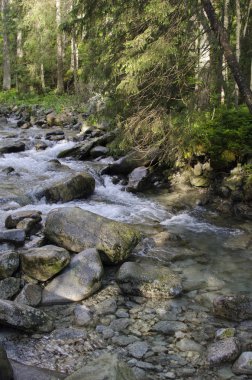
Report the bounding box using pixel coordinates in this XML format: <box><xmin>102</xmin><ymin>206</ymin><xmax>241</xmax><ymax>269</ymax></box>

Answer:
<box><xmin>0</xmin><ymin>89</ymin><xmax>87</xmax><ymax>113</ymax></box>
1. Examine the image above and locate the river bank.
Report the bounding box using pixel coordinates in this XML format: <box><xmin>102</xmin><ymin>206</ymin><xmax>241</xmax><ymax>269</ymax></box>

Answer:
<box><xmin>0</xmin><ymin>104</ymin><xmax>251</xmax><ymax>379</ymax></box>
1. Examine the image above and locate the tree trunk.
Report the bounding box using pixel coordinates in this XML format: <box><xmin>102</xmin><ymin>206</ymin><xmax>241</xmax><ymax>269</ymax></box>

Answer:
<box><xmin>1</xmin><ymin>0</ymin><xmax>11</xmax><ymax>90</ymax></box>
<box><xmin>41</xmin><ymin>63</ymin><xmax>46</xmax><ymax>91</ymax></box>
<box><xmin>201</xmin><ymin>0</ymin><xmax>252</xmax><ymax>114</ymax></box>
<box><xmin>221</xmin><ymin>0</ymin><xmax>230</xmax><ymax>104</ymax></box>
<box><xmin>235</xmin><ymin>0</ymin><xmax>241</xmax><ymax>106</ymax></box>
<box><xmin>16</xmin><ymin>30</ymin><xmax>23</xmax><ymax>91</ymax></box>
<box><xmin>71</xmin><ymin>32</ymin><xmax>79</xmax><ymax>93</ymax></box>
<box><xmin>56</xmin><ymin>0</ymin><xmax>64</xmax><ymax>94</ymax></box>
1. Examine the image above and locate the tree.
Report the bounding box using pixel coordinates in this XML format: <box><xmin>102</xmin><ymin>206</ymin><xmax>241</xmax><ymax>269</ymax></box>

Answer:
<box><xmin>56</xmin><ymin>0</ymin><xmax>64</xmax><ymax>93</ymax></box>
<box><xmin>201</xmin><ymin>0</ymin><xmax>252</xmax><ymax>113</ymax></box>
<box><xmin>1</xmin><ymin>0</ymin><xmax>11</xmax><ymax>90</ymax></box>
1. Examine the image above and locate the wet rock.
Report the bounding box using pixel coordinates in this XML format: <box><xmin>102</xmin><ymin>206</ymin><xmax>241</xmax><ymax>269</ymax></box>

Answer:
<box><xmin>0</xmin><ymin>251</ymin><xmax>19</xmax><ymax>279</ymax></box>
<box><xmin>0</xmin><ymin>299</ymin><xmax>54</xmax><ymax>332</ymax></box>
<box><xmin>15</xmin><ymin>284</ymin><xmax>42</xmax><ymax>306</ymax></box>
<box><xmin>0</xmin><ymin>141</ymin><xmax>25</xmax><ymax>154</ymax></box>
<box><xmin>109</xmin><ymin>318</ymin><xmax>131</xmax><ymax>332</ymax></box>
<box><xmin>127</xmin><ymin>341</ymin><xmax>149</xmax><ymax>358</ymax></box>
<box><xmin>0</xmin><ymin>346</ymin><xmax>13</xmax><ymax>380</ymax></box>
<box><xmin>74</xmin><ymin>305</ymin><xmax>92</xmax><ymax>327</ymax></box>
<box><xmin>213</xmin><ymin>295</ymin><xmax>252</xmax><ymax>322</ymax></box>
<box><xmin>215</xmin><ymin>328</ymin><xmax>236</xmax><ymax>340</ymax></box>
<box><xmin>151</xmin><ymin>321</ymin><xmax>187</xmax><ymax>335</ymax></box>
<box><xmin>101</xmin><ymin>151</ymin><xmax>154</xmax><ymax>176</ymax></box>
<box><xmin>176</xmin><ymin>338</ymin><xmax>202</xmax><ymax>353</ymax></box>
<box><xmin>126</xmin><ymin>167</ymin><xmax>150</xmax><ymax>192</ymax></box>
<box><xmin>5</xmin><ymin>210</ymin><xmax>42</xmax><ymax>229</ymax></box>
<box><xmin>90</xmin><ymin>145</ymin><xmax>109</xmax><ymax>158</ymax></box>
<box><xmin>44</xmin><ymin>207</ymin><xmax>141</xmax><ymax>263</ymax></box>
<box><xmin>21</xmin><ymin>245</ymin><xmax>70</xmax><ymax>281</ymax></box>
<box><xmin>35</xmin><ymin>141</ymin><xmax>48</xmax><ymax>151</ymax></box>
<box><xmin>45</xmin><ymin>130</ymin><xmax>64</xmax><ymax>140</ymax></box>
<box><xmin>207</xmin><ymin>338</ymin><xmax>241</xmax><ymax>366</ymax></box>
<box><xmin>0</xmin><ymin>229</ymin><xmax>25</xmax><ymax>244</ymax></box>
<box><xmin>116</xmin><ymin>262</ymin><xmax>182</xmax><ymax>298</ymax></box>
<box><xmin>95</xmin><ymin>298</ymin><xmax>117</xmax><ymax>316</ymax></box>
<box><xmin>65</xmin><ymin>353</ymin><xmax>137</xmax><ymax>380</ymax></box>
<box><xmin>42</xmin><ymin>173</ymin><xmax>95</xmax><ymax>203</ymax></box>
<box><xmin>42</xmin><ymin>249</ymin><xmax>104</xmax><ymax>304</ymax></box>
<box><xmin>232</xmin><ymin>352</ymin><xmax>252</xmax><ymax>375</ymax></box>
<box><xmin>2</xmin><ymin>166</ymin><xmax>15</xmax><ymax>174</ymax></box>
<box><xmin>0</xmin><ymin>278</ymin><xmax>21</xmax><ymax>299</ymax></box>
<box><xmin>16</xmin><ymin>218</ymin><xmax>41</xmax><ymax>235</ymax></box>
<box><xmin>112</xmin><ymin>335</ymin><xmax>139</xmax><ymax>347</ymax></box>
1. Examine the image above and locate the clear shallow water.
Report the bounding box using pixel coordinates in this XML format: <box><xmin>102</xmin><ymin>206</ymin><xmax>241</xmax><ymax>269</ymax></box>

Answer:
<box><xmin>0</xmin><ymin>120</ymin><xmax>252</xmax><ymax>294</ymax></box>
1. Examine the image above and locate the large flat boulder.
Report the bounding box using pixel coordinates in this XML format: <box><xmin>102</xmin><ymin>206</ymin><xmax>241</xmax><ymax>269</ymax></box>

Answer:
<box><xmin>20</xmin><ymin>245</ymin><xmax>70</xmax><ymax>281</ymax></box>
<box><xmin>41</xmin><ymin>173</ymin><xmax>95</xmax><ymax>203</ymax></box>
<box><xmin>42</xmin><ymin>248</ymin><xmax>104</xmax><ymax>304</ymax></box>
<box><xmin>0</xmin><ymin>141</ymin><xmax>25</xmax><ymax>154</ymax></box>
<box><xmin>65</xmin><ymin>353</ymin><xmax>137</xmax><ymax>380</ymax></box>
<box><xmin>44</xmin><ymin>207</ymin><xmax>141</xmax><ymax>263</ymax></box>
<box><xmin>0</xmin><ymin>299</ymin><xmax>54</xmax><ymax>332</ymax></box>
<box><xmin>116</xmin><ymin>262</ymin><xmax>183</xmax><ymax>298</ymax></box>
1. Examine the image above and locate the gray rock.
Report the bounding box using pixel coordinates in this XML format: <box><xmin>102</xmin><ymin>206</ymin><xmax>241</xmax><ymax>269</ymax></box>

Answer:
<box><xmin>116</xmin><ymin>262</ymin><xmax>182</xmax><ymax>298</ymax></box>
<box><xmin>0</xmin><ymin>142</ymin><xmax>25</xmax><ymax>154</ymax></box>
<box><xmin>65</xmin><ymin>353</ymin><xmax>137</xmax><ymax>380</ymax></box>
<box><xmin>0</xmin><ymin>278</ymin><xmax>21</xmax><ymax>299</ymax></box>
<box><xmin>0</xmin><ymin>299</ymin><xmax>54</xmax><ymax>332</ymax></box>
<box><xmin>109</xmin><ymin>318</ymin><xmax>131</xmax><ymax>332</ymax></box>
<box><xmin>74</xmin><ymin>305</ymin><xmax>92</xmax><ymax>327</ymax></box>
<box><xmin>112</xmin><ymin>335</ymin><xmax>139</xmax><ymax>347</ymax></box>
<box><xmin>50</xmin><ymin>328</ymin><xmax>87</xmax><ymax>342</ymax></box>
<box><xmin>233</xmin><ymin>352</ymin><xmax>252</xmax><ymax>375</ymax></box>
<box><xmin>90</xmin><ymin>146</ymin><xmax>109</xmax><ymax>158</ymax></box>
<box><xmin>0</xmin><ymin>346</ymin><xmax>13</xmax><ymax>380</ymax></box>
<box><xmin>10</xmin><ymin>360</ymin><xmax>66</xmax><ymax>380</ymax></box>
<box><xmin>0</xmin><ymin>229</ymin><xmax>25</xmax><ymax>244</ymax></box>
<box><xmin>41</xmin><ymin>173</ymin><xmax>95</xmax><ymax>203</ymax></box>
<box><xmin>42</xmin><ymin>249</ymin><xmax>104</xmax><ymax>304</ymax></box>
<box><xmin>15</xmin><ymin>284</ymin><xmax>42</xmax><ymax>306</ymax></box>
<box><xmin>176</xmin><ymin>338</ymin><xmax>202</xmax><ymax>353</ymax></box>
<box><xmin>151</xmin><ymin>320</ymin><xmax>187</xmax><ymax>335</ymax></box>
<box><xmin>215</xmin><ymin>328</ymin><xmax>236</xmax><ymax>340</ymax></box>
<box><xmin>0</xmin><ymin>251</ymin><xmax>19</xmax><ymax>279</ymax></box>
<box><xmin>95</xmin><ymin>298</ymin><xmax>117</xmax><ymax>315</ymax></box>
<box><xmin>127</xmin><ymin>167</ymin><xmax>150</xmax><ymax>192</ymax></box>
<box><xmin>44</xmin><ymin>207</ymin><xmax>141</xmax><ymax>263</ymax></box>
<box><xmin>207</xmin><ymin>338</ymin><xmax>241</xmax><ymax>366</ymax></box>
<box><xmin>16</xmin><ymin>218</ymin><xmax>40</xmax><ymax>235</ymax></box>
<box><xmin>213</xmin><ymin>295</ymin><xmax>252</xmax><ymax>322</ymax></box>
<box><xmin>5</xmin><ymin>210</ymin><xmax>42</xmax><ymax>229</ymax></box>
<box><xmin>127</xmin><ymin>341</ymin><xmax>149</xmax><ymax>358</ymax></box>
<box><xmin>21</xmin><ymin>245</ymin><xmax>70</xmax><ymax>281</ymax></box>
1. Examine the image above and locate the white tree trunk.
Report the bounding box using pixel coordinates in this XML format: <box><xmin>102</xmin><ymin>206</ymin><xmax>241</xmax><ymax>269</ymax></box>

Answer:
<box><xmin>56</xmin><ymin>0</ymin><xmax>64</xmax><ymax>93</ymax></box>
<box><xmin>235</xmin><ymin>0</ymin><xmax>241</xmax><ymax>105</ymax></box>
<box><xmin>41</xmin><ymin>63</ymin><xmax>45</xmax><ymax>90</ymax></box>
<box><xmin>1</xmin><ymin>0</ymin><xmax>11</xmax><ymax>90</ymax></box>
<box><xmin>221</xmin><ymin>0</ymin><xmax>230</xmax><ymax>104</ymax></box>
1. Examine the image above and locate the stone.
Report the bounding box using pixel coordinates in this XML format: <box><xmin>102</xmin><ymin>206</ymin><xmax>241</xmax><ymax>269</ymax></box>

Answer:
<box><xmin>190</xmin><ymin>176</ymin><xmax>210</xmax><ymax>187</ymax></box>
<box><xmin>213</xmin><ymin>295</ymin><xmax>252</xmax><ymax>322</ymax></box>
<box><xmin>15</xmin><ymin>284</ymin><xmax>42</xmax><ymax>306</ymax></box>
<box><xmin>176</xmin><ymin>338</ymin><xmax>202</xmax><ymax>353</ymax></box>
<box><xmin>233</xmin><ymin>352</ymin><xmax>252</xmax><ymax>375</ymax></box>
<box><xmin>112</xmin><ymin>335</ymin><xmax>139</xmax><ymax>347</ymax></box>
<box><xmin>0</xmin><ymin>347</ymin><xmax>13</xmax><ymax>380</ymax></box>
<box><xmin>0</xmin><ymin>278</ymin><xmax>21</xmax><ymax>299</ymax></box>
<box><xmin>46</xmin><ymin>112</ymin><xmax>56</xmax><ymax>126</ymax></box>
<box><xmin>193</xmin><ymin>163</ymin><xmax>203</xmax><ymax>176</ymax></box>
<box><xmin>126</xmin><ymin>167</ymin><xmax>150</xmax><ymax>192</ymax></box>
<box><xmin>65</xmin><ymin>353</ymin><xmax>137</xmax><ymax>380</ymax></box>
<box><xmin>16</xmin><ymin>218</ymin><xmax>40</xmax><ymax>235</ymax></box>
<box><xmin>90</xmin><ymin>145</ymin><xmax>109</xmax><ymax>158</ymax></box>
<box><xmin>95</xmin><ymin>298</ymin><xmax>117</xmax><ymax>315</ymax></box>
<box><xmin>42</xmin><ymin>173</ymin><xmax>95</xmax><ymax>203</ymax></box>
<box><xmin>45</xmin><ymin>130</ymin><xmax>64</xmax><ymax>140</ymax></box>
<box><xmin>0</xmin><ymin>142</ymin><xmax>25</xmax><ymax>154</ymax></box>
<box><xmin>42</xmin><ymin>249</ymin><xmax>104</xmax><ymax>304</ymax></box>
<box><xmin>207</xmin><ymin>338</ymin><xmax>240</xmax><ymax>366</ymax></box>
<box><xmin>74</xmin><ymin>305</ymin><xmax>92</xmax><ymax>327</ymax></box>
<box><xmin>21</xmin><ymin>245</ymin><xmax>70</xmax><ymax>281</ymax></box>
<box><xmin>0</xmin><ymin>229</ymin><xmax>25</xmax><ymax>244</ymax></box>
<box><xmin>44</xmin><ymin>207</ymin><xmax>141</xmax><ymax>263</ymax></box>
<box><xmin>0</xmin><ymin>251</ymin><xmax>19</xmax><ymax>279</ymax></box>
<box><xmin>116</xmin><ymin>262</ymin><xmax>182</xmax><ymax>298</ymax></box>
<box><xmin>0</xmin><ymin>299</ymin><xmax>54</xmax><ymax>332</ymax></box>
<box><xmin>215</xmin><ymin>328</ymin><xmax>236</xmax><ymax>340</ymax></box>
<box><xmin>151</xmin><ymin>321</ymin><xmax>187</xmax><ymax>335</ymax></box>
<box><xmin>5</xmin><ymin>210</ymin><xmax>42</xmax><ymax>229</ymax></box>
<box><xmin>127</xmin><ymin>341</ymin><xmax>149</xmax><ymax>359</ymax></box>
<box><xmin>50</xmin><ymin>328</ymin><xmax>87</xmax><ymax>343</ymax></box>
<box><xmin>109</xmin><ymin>318</ymin><xmax>131</xmax><ymax>332</ymax></box>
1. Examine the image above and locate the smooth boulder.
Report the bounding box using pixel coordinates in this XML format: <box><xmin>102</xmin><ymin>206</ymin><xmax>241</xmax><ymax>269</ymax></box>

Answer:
<box><xmin>44</xmin><ymin>207</ymin><xmax>141</xmax><ymax>263</ymax></box>
<box><xmin>21</xmin><ymin>245</ymin><xmax>70</xmax><ymax>281</ymax></box>
<box><xmin>233</xmin><ymin>352</ymin><xmax>252</xmax><ymax>375</ymax></box>
<box><xmin>0</xmin><ymin>299</ymin><xmax>54</xmax><ymax>332</ymax></box>
<box><xmin>42</xmin><ymin>248</ymin><xmax>104</xmax><ymax>304</ymax></box>
<box><xmin>65</xmin><ymin>353</ymin><xmax>137</xmax><ymax>380</ymax></box>
<box><xmin>42</xmin><ymin>173</ymin><xmax>95</xmax><ymax>203</ymax></box>
<box><xmin>126</xmin><ymin>167</ymin><xmax>150</xmax><ymax>192</ymax></box>
<box><xmin>116</xmin><ymin>262</ymin><xmax>182</xmax><ymax>298</ymax></box>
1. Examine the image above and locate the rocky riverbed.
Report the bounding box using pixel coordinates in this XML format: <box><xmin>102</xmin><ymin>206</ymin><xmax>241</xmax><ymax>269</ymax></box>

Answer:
<box><xmin>0</xmin><ymin>105</ymin><xmax>251</xmax><ymax>379</ymax></box>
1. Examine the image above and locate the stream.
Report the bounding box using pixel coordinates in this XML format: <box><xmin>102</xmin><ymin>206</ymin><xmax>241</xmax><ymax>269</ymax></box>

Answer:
<box><xmin>0</xmin><ymin>118</ymin><xmax>252</xmax><ymax>379</ymax></box>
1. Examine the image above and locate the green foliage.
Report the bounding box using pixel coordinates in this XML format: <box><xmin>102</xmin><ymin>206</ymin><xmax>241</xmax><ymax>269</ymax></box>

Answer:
<box><xmin>0</xmin><ymin>89</ymin><xmax>84</xmax><ymax>113</ymax></box>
